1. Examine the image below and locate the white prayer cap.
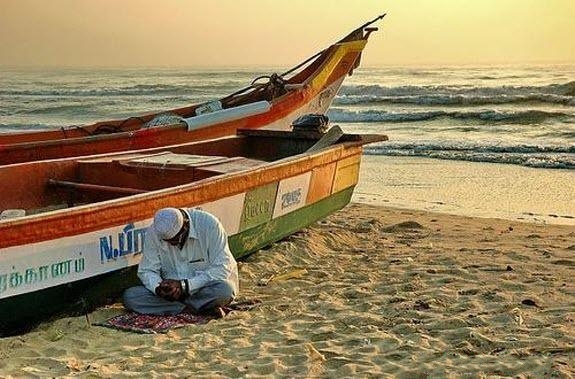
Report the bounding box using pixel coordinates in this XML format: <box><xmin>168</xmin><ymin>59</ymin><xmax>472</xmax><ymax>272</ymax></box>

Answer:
<box><xmin>153</xmin><ymin>208</ymin><xmax>184</xmax><ymax>240</ymax></box>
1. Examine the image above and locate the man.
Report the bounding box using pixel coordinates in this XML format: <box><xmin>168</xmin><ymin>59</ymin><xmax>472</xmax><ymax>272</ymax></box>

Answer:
<box><xmin>123</xmin><ymin>207</ymin><xmax>238</xmax><ymax>317</ymax></box>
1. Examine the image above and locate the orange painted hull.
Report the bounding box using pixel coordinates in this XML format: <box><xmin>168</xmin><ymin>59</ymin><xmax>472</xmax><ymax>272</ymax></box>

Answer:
<box><xmin>0</xmin><ymin>128</ymin><xmax>387</xmax><ymax>335</ymax></box>
<box><xmin>0</xmin><ymin>140</ymin><xmax>358</xmax><ymax>248</ymax></box>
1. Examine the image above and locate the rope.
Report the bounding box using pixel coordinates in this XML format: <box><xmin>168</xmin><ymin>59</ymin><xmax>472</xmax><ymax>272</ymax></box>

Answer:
<box><xmin>70</xmin><ymin>116</ymin><xmax>146</xmax><ymax>136</ymax></box>
<box><xmin>230</xmin><ymin>13</ymin><xmax>387</xmax><ymax>97</ymax></box>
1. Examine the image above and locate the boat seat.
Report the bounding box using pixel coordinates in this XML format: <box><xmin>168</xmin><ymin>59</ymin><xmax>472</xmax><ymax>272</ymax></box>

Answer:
<box><xmin>116</xmin><ymin>152</ymin><xmax>265</xmax><ymax>180</ymax></box>
<box><xmin>77</xmin><ymin>152</ymin><xmax>227</xmax><ymax>184</ymax></box>
<box><xmin>193</xmin><ymin>157</ymin><xmax>265</xmax><ymax>180</ymax></box>
<box><xmin>117</xmin><ymin>152</ymin><xmax>231</xmax><ymax>170</ymax></box>
<box><xmin>71</xmin><ymin>152</ymin><xmax>265</xmax><ymax>195</ymax></box>
<box><xmin>47</xmin><ymin>178</ymin><xmax>148</xmax><ymax>207</ymax></box>
<box><xmin>47</xmin><ymin>179</ymin><xmax>147</xmax><ymax>195</ymax></box>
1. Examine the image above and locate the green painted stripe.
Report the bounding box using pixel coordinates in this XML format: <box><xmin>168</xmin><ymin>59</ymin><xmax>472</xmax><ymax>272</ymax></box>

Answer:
<box><xmin>230</xmin><ymin>187</ymin><xmax>354</xmax><ymax>258</ymax></box>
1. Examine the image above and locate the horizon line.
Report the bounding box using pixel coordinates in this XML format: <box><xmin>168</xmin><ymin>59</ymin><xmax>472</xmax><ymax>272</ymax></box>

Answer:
<box><xmin>1</xmin><ymin>60</ymin><xmax>574</xmax><ymax>70</ymax></box>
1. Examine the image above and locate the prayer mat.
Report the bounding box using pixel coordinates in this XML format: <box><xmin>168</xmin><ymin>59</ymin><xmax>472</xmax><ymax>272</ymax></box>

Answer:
<box><xmin>95</xmin><ymin>299</ymin><xmax>260</xmax><ymax>334</ymax></box>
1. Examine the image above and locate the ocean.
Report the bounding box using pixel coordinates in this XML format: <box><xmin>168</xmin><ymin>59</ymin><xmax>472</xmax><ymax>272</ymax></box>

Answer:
<box><xmin>1</xmin><ymin>65</ymin><xmax>574</xmax><ymax>223</ymax></box>
<box><xmin>335</xmin><ymin>65</ymin><xmax>575</xmax><ymax>170</ymax></box>
<box><xmin>1</xmin><ymin>65</ymin><xmax>574</xmax><ymax>169</ymax></box>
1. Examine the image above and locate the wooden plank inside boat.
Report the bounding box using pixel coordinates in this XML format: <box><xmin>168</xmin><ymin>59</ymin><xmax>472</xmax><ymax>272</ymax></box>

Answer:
<box><xmin>118</xmin><ymin>152</ymin><xmax>230</xmax><ymax>169</ymax></box>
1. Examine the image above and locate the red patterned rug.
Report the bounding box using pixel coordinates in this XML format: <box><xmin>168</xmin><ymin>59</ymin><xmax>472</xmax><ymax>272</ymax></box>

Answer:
<box><xmin>95</xmin><ymin>300</ymin><xmax>260</xmax><ymax>334</ymax></box>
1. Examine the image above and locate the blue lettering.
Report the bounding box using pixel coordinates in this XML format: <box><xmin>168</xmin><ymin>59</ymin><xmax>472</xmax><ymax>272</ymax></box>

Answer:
<box><xmin>119</xmin><ymin>223</ymin><xmax>134</xmax><ymax>256</ymax></box>
<box><xmin>99</xmin><ymin>224</ymin><xmax>146</xmax><ymax>263</ymax></box>
<box><xmin>100</xmin><ymin>236</ymin><xmax>114</xmax><ymax>262</ymax></box>
<box><xmin>134</xmin><ymin>228</ymin><xmax>146</xmax><ymax>252</ymax></box>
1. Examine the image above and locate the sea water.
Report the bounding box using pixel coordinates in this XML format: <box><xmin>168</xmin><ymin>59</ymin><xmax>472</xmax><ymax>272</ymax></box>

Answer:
<box><xmin>1</xmin><ymin>65</ymin><xmax>574</xmax><ymax>224</ymax></box>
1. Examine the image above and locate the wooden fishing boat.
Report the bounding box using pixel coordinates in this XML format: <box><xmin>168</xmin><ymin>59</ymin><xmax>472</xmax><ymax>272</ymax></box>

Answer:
<box><xmin>0</xmin><ymin>124</ymin><xmax>387</xmax><ymax>335</ymax></box>
<box><xmin>0</xmin><ymin>15</ymin><xmax>385</xmax><ymax>165</ymax></box>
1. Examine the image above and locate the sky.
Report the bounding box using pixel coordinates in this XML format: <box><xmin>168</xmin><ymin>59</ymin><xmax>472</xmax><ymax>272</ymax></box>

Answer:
<box><xmin>1</xmin><ymin>0</ymin><xmax>574</xmax><ymax>68</ymax></box>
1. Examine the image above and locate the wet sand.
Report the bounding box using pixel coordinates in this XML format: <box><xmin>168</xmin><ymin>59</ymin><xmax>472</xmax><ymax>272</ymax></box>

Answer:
<box><xmin>354</xmin><ymin>155</ymin><xmax>575</xmax><ymax>226</ymax></box>
<box><xmin>0</xmin><ymin>203</ymin><xmax>574</xmax><ymax>378</ymax></box>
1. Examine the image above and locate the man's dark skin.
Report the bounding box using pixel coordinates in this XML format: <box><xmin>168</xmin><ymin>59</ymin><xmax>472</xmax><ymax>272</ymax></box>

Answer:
<box><xmin>156</xmin><ymin>279</ymin><xmax>184</xmax><ymax>301</ymax></box>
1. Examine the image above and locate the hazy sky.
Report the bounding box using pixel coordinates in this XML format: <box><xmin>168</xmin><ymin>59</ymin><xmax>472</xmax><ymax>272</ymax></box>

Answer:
<box><xmin>1</xmin><ymin>0</ymin><xmax>574</xmax><ymax>67</ymax></box>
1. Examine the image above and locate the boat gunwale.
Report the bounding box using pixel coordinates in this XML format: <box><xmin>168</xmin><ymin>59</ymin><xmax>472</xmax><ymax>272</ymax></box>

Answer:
<box><xmin>0</xmin><ymin>138</ymin><xmax>371</xmax><ymax>249</ymax></box>
<box><xmin>0</xmin><ymin>186</ymin><xmax>357</xmax><ymax>336</ymax></box>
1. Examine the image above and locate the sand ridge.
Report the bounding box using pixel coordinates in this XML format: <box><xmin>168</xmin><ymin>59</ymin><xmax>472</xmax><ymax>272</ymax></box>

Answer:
<box><xmin>0</xmin><ymin>203</ymin><xmax>574</xmax><ymax>378</ymax></box>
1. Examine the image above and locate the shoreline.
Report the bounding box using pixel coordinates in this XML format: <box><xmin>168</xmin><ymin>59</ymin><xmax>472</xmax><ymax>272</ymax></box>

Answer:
<box><xmin>354</xmin><ymin>155</ymin><xmax>575</xmax><ymax>226</ymax></box>
<box><xmin>0</xmin><ymin>202</ymin><xmax>573</xmax><ymax>377</ymax></box>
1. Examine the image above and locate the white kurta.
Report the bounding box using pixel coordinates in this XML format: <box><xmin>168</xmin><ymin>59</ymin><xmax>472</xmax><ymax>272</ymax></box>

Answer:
<box><xmin>138</xmin><ymin>208</ymin><xmax>239</xmax><ymax>296</ymax></box>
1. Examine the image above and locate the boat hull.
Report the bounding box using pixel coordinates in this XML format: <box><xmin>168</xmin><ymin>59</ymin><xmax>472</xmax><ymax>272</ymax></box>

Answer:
<box><xmin>0</xmin><ymin>187</ymin><xmax>354</xmax><ymax>334</ymax></box>
<box><xmin>0</xmin><ymin>138</ymin><xmax>365</xmax><ymax>335</ymax></box>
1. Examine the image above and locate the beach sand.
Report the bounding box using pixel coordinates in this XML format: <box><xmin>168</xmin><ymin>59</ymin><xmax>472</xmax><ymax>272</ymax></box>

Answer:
<box><xmin>0</xmin><ymin>203</ymin><xmax>574</xmax><ymax>378</ymax></box>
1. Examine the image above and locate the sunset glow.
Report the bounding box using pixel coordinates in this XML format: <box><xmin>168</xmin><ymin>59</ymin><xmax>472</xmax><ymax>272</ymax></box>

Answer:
<box><xmin>1</xmin><ymin>0</ymin><xmax>574</xmax><ymax>67</ymax></box>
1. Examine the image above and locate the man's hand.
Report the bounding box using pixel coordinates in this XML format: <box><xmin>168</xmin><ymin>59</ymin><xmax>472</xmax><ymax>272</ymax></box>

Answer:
<box><xmin>155</xmin><ymin>279</ymin><xmax>183</xmax><ymax>301</ymax></box>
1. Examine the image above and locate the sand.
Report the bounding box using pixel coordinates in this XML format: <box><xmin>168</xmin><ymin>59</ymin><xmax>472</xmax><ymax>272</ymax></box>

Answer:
<box><xmin>0</xmin><ymin>203</ymin><xmax>574</xmax><ymax>378</ymax></box>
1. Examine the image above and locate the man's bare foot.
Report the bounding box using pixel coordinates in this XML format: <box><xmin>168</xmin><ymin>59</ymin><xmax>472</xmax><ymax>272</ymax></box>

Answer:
<box><xmin>211</xmin><ymin>306</ymin><xmax>226</xmax><ymax>319</ymax></box>
<box><xmin>181</xmin><ymin>305</ymin><xmax>225</xmax><ymax>319</ymax></box>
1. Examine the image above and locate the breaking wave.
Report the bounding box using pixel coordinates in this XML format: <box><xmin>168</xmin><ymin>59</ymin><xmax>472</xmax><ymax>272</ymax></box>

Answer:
<box><xmin>0</xmin><ymin>83</ymin><xmax>229</xmax><ymax>97</ymax></box>
<box><xmin>327</xmin><ymin>108</ymin><xmax>573</xmax><ymax>124</ymax></box>
<box><xmin>0</xmin><ymin>123</ymin><xmax>60</xmax><ymax>132</ymax></box>
<box><xmin>335</xmin><ymin>81</ymin><xmax>575</xmax><ymax>106</ymax></box>
<box><xmin>364</xmin><ymin>142</ymin><xmax>575</xmax><ymax>170</ymax></box>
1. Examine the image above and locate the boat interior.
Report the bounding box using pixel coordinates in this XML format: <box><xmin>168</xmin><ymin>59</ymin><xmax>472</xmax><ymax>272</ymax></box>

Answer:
<box><xmin>0</xmin><ymin>129</ymin><xmax>346</xmax><ymax>220</ymax></box>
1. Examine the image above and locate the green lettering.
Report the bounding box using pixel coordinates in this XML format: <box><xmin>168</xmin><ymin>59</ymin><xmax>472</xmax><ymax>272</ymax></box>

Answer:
<box><xmin>9</xmin><ymin>272</ymin><xmax>23</xmax><ymax>288</ymax></box>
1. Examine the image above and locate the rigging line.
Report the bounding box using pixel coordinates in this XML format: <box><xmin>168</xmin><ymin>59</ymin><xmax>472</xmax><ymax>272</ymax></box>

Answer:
<box><xmin>339</xmin><ymin>13</ymin><xmax>387</xmax><ymax>43</ymax></box>
<box><xmin>283</xmin><ymin>13</ymin><xmax>386</xmax><ymax>77</ymax></box>
<box><xmin>225</xmin><ymin>13</ymin><xmax>387</xmax><ymax>100</ymax></box>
